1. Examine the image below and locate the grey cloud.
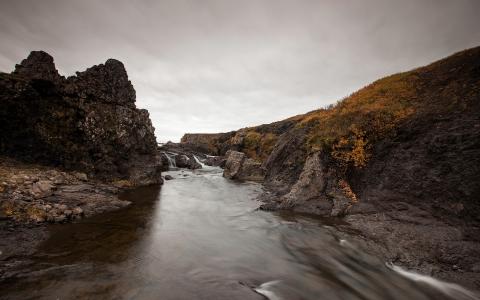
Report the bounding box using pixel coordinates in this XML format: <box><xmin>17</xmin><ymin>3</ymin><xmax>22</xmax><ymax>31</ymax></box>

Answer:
<box><xmin>1</xmin><ymin>0</ymin><xmax>479</xmax><ymax>141</ymax></box>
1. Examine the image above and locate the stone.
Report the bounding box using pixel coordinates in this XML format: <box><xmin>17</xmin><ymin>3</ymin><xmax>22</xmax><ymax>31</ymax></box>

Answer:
<box><xmin>187</xmin><ymin>155</ymin><xmax>202</xmax><ymax>170</ymax></box>
<box><xmin>238</xmin><ymin>158</ymin><xmax>264</xmax><ymax>181</ymax></box>
<box><xmin>73</xmin><ymin>172</ymin><xmax>88</xmax><ymax>181</ymax></box>
<box><xmin>73</xmin><ymin>207</ymin><xmax>83</xmax><ymax>215</ymax></box>
<box><xmin>175</xmin><ymin>155</ymin><xmax>190</xmax><ymax>168</ymax></box>
<box><xmin>58</xmin><ymin>204</ymin><xmax>68</xmax><ymax>211</ymax></box>
<box><xmin>54</xmin><ymin>215</ymin><xmax>66</xmax><ymax>223</ymax></box>
<box><xmin>164</xmin><ymin>175</ymin><xmax>174</xmax><ymax>180</ymax></box>
<box><xmin>223</xmin><ymin>150</ymin><xmax>246</xmax><ymax>179</ymax></box>
<box><xmin>223</xmin><ymin>150</ymin><xmax>264</xmax><ymax>181</ymax></box>
<box><xmin>31</xmin><ymin>180</ymin><xmax>54</xmax><ymax>199</ymax></box>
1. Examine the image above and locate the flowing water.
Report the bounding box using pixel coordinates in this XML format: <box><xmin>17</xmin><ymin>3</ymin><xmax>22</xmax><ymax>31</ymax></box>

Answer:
<box><xmin>1</xmin><ymin>167</ymin><xmax>478</xmax><ymax>300</ymax></box>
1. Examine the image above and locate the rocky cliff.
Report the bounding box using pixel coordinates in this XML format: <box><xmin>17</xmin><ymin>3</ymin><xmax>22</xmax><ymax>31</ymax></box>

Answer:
<box><xmin>0</xmin><ymin>51</ymin><xmax>162</xmax><ymax>185</ymax></box>
<box><xmin>181</xmin><ymin>47</ymin><xmax>480</xmax><ymax>286</ymax></box>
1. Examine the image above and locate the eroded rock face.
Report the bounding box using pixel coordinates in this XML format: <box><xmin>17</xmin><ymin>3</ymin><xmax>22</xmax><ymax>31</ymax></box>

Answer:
<box><xmin>271</xmin><ymin>151</ymin><xmax>357</xmax><ymax>216</ymax></box>
<box><xmin>0</xmin><ymin>51</ymin><xmax>162</xmax><ymax>185</ymax></box>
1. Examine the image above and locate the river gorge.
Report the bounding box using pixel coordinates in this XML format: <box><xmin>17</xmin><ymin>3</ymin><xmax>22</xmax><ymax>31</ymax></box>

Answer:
<box><xmin>1</xmin><ymin>166</ymin><xmax>477</xmax><ymax>300</ymax></box>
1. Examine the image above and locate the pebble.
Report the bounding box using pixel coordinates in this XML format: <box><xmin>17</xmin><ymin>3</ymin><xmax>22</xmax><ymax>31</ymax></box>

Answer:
<box><xmin>73</xmin><ymin>207</ymin><xmax>83</xmax><ymax>215</ymax></box>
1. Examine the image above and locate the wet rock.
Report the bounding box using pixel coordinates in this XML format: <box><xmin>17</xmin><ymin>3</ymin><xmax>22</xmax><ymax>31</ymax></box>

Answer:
<box><xmin>175</xmin><ymin>155</ymin><xmax>189</xmax><ymax>168</ymax></box>
<box><xmin>159</xmin><ymin>153</ymin><xmax>171</xmax><ymax>171</ymax></box>
<box><xmin>187</xmin><ymin>155</ymin><xmax>202</xmax><ymax>170</ymax></box>
<box><xmin>54</xmin><ymin>215</ymin><xmax>66</xmax><ymax>223</ymax></box>
<box><xmin>164</xmin><ymin>175</ymin><xmax>173</xmax><ymax>180</ymax></box>
<box><xmin>204</xmin><ymin>156</ymin><xmax>226</xmax><ymax>167</ymax></box>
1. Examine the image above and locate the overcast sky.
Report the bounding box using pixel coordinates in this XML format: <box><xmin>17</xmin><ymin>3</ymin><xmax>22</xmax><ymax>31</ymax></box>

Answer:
<box><xmin>1</xmin><ymin>0</ymin><xmax>479</xmax><ymax>142</ymax></box>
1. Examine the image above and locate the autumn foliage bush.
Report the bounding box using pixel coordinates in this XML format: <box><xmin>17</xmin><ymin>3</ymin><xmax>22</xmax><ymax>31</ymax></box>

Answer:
<box><xmin>300</xmin><ymin>71</ymin><xmax>418</xmax><ymax>169</ymax></box>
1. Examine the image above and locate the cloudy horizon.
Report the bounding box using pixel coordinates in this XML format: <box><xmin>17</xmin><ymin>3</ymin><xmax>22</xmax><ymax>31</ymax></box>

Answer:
<box><xmin>1</xmin><ymin>0</ymin><xmax>479</xmax><ymax>142</ymax></box>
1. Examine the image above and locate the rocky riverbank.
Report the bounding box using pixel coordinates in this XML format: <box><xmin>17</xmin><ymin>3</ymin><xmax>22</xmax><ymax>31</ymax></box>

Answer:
<box><xmin>179</xmin><ymin>46</ymin><xmax>480</xmax><ymax>289</ymax></box>
<box><xmin>0</xmin><ymin>50</ymin><xmax>166</xmax><ymax>283</ymax></box>
<box><xmin>0</xmin><ymin>156</ymin><xmax>134</xmax><ymax>282</ymax></box>
<box><xmin>0</xmin><ymin>157</ymin><xmax>131</xmax><ymax>225</ymax></box>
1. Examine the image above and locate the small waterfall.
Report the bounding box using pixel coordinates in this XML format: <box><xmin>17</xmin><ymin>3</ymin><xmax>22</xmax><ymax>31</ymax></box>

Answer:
<box><xmin>163</xmin><ymin>152</ymin><xmax>177</xmax><ymax>168</ymax></box>
<box><xmin>193</xmin><ymin>155</ymin><xmax>206</xmax><ymax>168</ymax></box>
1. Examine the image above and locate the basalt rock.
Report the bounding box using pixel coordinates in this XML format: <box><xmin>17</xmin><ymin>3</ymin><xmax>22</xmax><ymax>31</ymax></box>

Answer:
<box><xmin>0</xmin><ymin>51</ymin><xmax>162</xmax><ymax>185</ymax></box>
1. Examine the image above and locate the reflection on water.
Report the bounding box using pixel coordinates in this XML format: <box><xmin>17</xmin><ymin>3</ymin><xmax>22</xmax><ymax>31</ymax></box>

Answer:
<box><xmin>1</xmin><ymin>167</ymin><xmax>478</xmax><ymax>300</ymax></box>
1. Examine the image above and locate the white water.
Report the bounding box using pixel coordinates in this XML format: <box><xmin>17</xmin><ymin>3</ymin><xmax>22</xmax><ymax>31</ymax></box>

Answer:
<box><xmin>387</xmin><ymin>264</ymin><xmax>479</xmax><ymax>300</ymax></box>
<box><xmin>162</xmin><ymin>151</ymin><xmax>177</xmax><ymax>168</ymax></box>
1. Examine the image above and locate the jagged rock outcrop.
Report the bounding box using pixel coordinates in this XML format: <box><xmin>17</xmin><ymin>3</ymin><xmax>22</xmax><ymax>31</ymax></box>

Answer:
<box><xmin>223</xmin><ymin>150</ymin><xmax>264</xmax><ymax>181</ymax></box>
<box><xmin>0</xmin><ymin>51</ymin><xmax>162</xmax><ymax>185</ymax></box>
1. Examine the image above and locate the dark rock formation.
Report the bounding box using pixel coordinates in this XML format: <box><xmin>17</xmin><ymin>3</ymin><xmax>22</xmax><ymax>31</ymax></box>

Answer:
<box><xmin>13</xmin><ymin>51</ymin><xmax>63</xmax><ymax>82</ymax></box>
<box><xmin>174</xmin><ymin>154</ymin><xmax>190</xmax><ymax>168</ymax></box>
<box><xmin>0</xmin><ymin>51</ymin><xmax>162</xmax><ymax>185</ymax></box>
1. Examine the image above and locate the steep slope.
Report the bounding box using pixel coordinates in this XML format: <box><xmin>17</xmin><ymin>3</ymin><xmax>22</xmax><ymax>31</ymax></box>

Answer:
<box><xmin>266</xmin><ymin>46</ymin><xmax>480</xmax><ymax>218</ymax></box>
<box><xmin>0</xmin><ymin>51</ymin><xmax>162</xmax><ymax>185</ymax></box>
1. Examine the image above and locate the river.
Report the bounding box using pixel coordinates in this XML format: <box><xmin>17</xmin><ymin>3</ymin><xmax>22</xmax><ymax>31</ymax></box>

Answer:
<box><xmin>1</xmin><ymin>166</ymin><xmax>478</xmax><ymax>300</ymax></box>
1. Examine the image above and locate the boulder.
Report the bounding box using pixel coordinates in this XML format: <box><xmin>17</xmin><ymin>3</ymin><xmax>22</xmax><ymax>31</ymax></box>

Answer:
<box><xmin>187</xmin><ymin>155</ymin><xmax>202</xmax><ymax>170</ymax></box>
<box><xmin>275</xmin><ymin>151</ymin><xmax>357</xmax><ymax>216</ymax></box>
<box><xmin>223</xmin><ymin>150</ymin><xmax>245</xmax><ymax>179</ymax></box>
<box><xmin>204</xmin><ymin>156</ymin><xmax>226</xmax><ymax>167</ymax></box>
<box><xmin>31</xmin><ymin>180</ymin><xmax>54</xmax><ymax>199</ymax></box>
<box><xmin>164</xmin><ymin>175</ymin><xmax>173</xmax><ymax>180</ymax></box>
<box><xmin>175</xmin><ymin>155</ymin><xmax>189</xmax><ymax>168</ymax></box>
<box><xmin>223</xmin><ymin>150</ymin><xmax>264</xmax><ymax>181</ymax></box>
<box><xmin>159</xmin><ymin>153</ymin><xmax>171</xmax><ymax>171</ymax></box>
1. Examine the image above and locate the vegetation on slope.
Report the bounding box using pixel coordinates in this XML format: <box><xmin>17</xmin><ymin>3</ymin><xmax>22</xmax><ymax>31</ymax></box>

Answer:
<box><xmin>183</xmin><ymin>46</ymin><xmax>479</xmax><ymax>172</ymax></box>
